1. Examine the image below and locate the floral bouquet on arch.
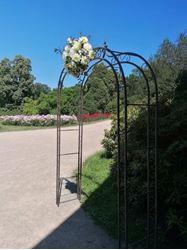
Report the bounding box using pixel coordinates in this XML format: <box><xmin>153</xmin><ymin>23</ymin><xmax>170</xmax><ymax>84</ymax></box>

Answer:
<box><xmin>63</xmin><ymin>36</ymin><xmax>95</xmax><ymax>77</ymax></box>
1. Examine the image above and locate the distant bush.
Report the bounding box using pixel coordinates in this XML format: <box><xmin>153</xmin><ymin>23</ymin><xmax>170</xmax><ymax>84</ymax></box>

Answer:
<box><xmin>0</xmin><ymin>115</ymin><xmax>77</xmax><ymax>126</ymax></box>
<box><xmin>0</xmin><ymin>108</ymin><xmax>23</xmax><ymax>116</ymax></box>
<box><xmin>78</xmin><ymin>113</ymin><xmax>111</xmax><ymax>122</ymax></box>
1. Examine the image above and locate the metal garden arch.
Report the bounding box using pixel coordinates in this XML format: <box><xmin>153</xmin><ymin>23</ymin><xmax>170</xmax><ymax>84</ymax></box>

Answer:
<box><xmin>56</xmin><ymin>44</ymin><xmax>158</xmax><ymax>249</ymax></box>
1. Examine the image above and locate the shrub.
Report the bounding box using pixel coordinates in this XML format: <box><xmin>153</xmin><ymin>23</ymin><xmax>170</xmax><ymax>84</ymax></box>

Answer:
<box><xmin>102</xmin><ymin>106</ymin><xmax>139</xmax><ymax>157</ymax></box>
<box><xmin>101</xmin><ymin>70</ymin><xmax>187</xmax><ymax>247</ymax></box>
<box><xmin>79</xmin><ymin>113</ymin><xmax>111</xmax><ymax>122</ymax></box>
<box><xmin>0</xmin><ymin>114</ymin><xmax>77</xmax><ymax>126</ymax></box>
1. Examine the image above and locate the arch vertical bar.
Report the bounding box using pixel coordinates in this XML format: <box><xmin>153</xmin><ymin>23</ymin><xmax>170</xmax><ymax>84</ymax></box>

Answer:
<box><xmin>77</xmin><ymin>83</ymin><xmax>84</xmax><ymax>200</ymax></box>
<box><xmin>123</xmin><ymin>67</ymin><xmax>128</xmax><ymax>250</ymax></box>
<box><xmin>82</xmin><ymin>56</ymin><xmax>122</xmax><ymax>248</ymax></box>
<box><xmin>116</xmin><ymin>52</ymin><xmax>158</xmax><ymax>248</ymax></box>
<box><xmin>77</xmin><ymin>83</ymin><xmax>81</xmax><ymax>200</ymax></box>
<box><xmin>123</xmin><ymin>61</ymin><xmax>151</xmax><ymax>247</ymax></box>
<box><xmin>56</xmin><ymin>69</ymin><xmax>66</xmax><ymax>206</ymax></box>
<box><xmin>56</xmin><ymin>81</ymin><xmax>62</xmax><ymax>206</ymax></box>
<box><xmin>79</xmin><ymin>93</ymin><xmax>84</xmax><ymax>198</ymax></box>
<box><xmin>107</xmin><ymin>48</ymin><xmax>128</xmax><ymax>248</ymax></box>
<box><xmin>154</xmin><ymin>85</ymin><xmax>158</xmax><ymax>249</ymax></box>
<box><xmin>145</xmin><ymin>76</ymin><xmax>151</xmax><ymax>249</ymax></box>
<box><xmin>116</xmin><ymin>71</ymin><xmax>121</xmax><ymax>249</ymax></box>
<box><xmin>107</xmin><ymin>58</ymin><xmax>155</xmax><ymax>247</ymax></box>
<box><xmin>94</xmin><ymin>57</ymin><xmax>122</xmax><ymax>249</ymax></box>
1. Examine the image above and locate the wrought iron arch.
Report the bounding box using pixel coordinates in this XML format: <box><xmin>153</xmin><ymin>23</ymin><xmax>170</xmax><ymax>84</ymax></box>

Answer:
<box><xmin>56</xmin><ymin>45</ymin><xmax>158</xmax><ymax>249</ymax></box>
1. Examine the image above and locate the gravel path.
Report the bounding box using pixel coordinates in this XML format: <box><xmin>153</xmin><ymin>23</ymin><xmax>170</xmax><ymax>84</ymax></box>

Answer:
<box><xmin>0</xmin><ymin>120</ymin><xmax>117</xmax><ymax>248</ymax></box>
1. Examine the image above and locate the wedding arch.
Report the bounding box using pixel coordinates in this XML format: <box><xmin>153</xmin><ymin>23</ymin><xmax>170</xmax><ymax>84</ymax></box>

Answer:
<box><xmin>56</xmin><ymin>38</ymin><xmax>158</xmax><ymax>249</ymax></box>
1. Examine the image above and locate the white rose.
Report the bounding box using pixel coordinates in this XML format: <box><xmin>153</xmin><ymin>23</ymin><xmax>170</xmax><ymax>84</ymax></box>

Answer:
<box><xmin>69</xmin><ymin>47</ymin><xmax>76</xmax><ymax>57</ymax></box>
<box><xmin>88</xmin><ymin>50</ymin><xmax>95</xmax><ymax>59</ymax></box>
<box><xmin>72</xmin><ymin>41</ymin><xmax>81</xmax><ymax>51</ymax></box>
<box><xmin>81</xmin><ymin>56</ymin><xmax>89</xmax><ymax>65</ymax></box>
<box><xmin>72</xmin><ymin>53</ymin><xmax>80</xmax><ymax>62</ymax></box>
<box><xmin>79</xmin><ymin>36</ymin><xmax>88</xmax><ymax>44</ymax></box>
<box><xmin>63</xmin><ymin>51</ymin><xmax>68</xmax><ymax>60</ymax></box>
<box><xmin>64</xmin><ymin>45</ymin><xmax>70</xmax><ymax>52</ymax></box>
<box><xmin>67</xmin><ymin>37</ymin><xmax>72</xmax><ymax>43</ymax></box>
<box><xmin>83</xmin><ymin>43</ymin><xmax>92</xmax><ymax>51</ymax></box>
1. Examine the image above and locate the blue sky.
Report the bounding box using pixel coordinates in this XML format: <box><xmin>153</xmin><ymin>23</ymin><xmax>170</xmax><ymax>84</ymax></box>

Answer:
<box><xmin>0</xmin><ymin>0</ymin><xmax>186</xmax><ymax>88</ymax></box>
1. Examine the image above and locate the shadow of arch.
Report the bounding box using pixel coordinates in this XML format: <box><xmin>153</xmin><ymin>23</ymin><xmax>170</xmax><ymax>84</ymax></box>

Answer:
<box><xmin>33</xmin><ymin>190</ymin><xmax>117</xmax><ymax>249</ymax></box>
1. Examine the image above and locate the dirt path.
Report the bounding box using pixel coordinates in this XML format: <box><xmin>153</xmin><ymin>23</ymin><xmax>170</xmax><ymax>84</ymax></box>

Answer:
<box><xmin>0</xmin><ymin>120</ymin><xmax>117</xmax><ymax>248</ymax></box>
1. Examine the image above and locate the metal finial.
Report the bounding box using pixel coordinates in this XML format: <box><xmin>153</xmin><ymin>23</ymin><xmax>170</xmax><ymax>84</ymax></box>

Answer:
<box><xmin>103</xmin><ymin>41</ymin><xmax>108</xmax><ymax>48</ymax></box>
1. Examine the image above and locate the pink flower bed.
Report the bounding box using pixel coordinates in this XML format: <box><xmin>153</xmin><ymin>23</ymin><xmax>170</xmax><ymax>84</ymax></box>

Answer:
<box><xmin>0</xmin><ymin>115</ymin><xmax>77</xmax><ymax>126</ymax></box>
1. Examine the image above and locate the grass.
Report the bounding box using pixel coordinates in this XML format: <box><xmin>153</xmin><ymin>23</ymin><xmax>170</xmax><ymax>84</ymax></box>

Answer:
<box><xmin>81</xmin><ymin>151</ymin><xmax>118</xmax><ymax>238</ymax></box>
<box><xmin>0</xmin><ymin>122</ymin><xmax>53</xmax><ymax>132</ymax></box>
<box><xmin>81</xmin><ymin>151</ymin><xmax>147</xmax><ymax>247</ymax></box>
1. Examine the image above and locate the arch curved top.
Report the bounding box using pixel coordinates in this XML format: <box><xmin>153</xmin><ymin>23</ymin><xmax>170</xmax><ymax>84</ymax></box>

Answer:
<box><xmin>57</xmin><ymin>46</ymin><xmax>158</xmax><ymax>104</ymax></box>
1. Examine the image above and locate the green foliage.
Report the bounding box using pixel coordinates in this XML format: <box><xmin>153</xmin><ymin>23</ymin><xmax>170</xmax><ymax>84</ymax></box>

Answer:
<box><xmin>101</xmin><ymin>33</ymin><xmax>187</xmax><ymax>247</ymax></box>
<box><xmin>23</xmin><ymin>91</ymin><xmax>56</xmax><ymax>115</ymax></box>
<box><xmin>23</xmin><ymin>97</ymin><xmax>39</xmax><ymax>115</ymax></box>
<box><xmin>123</xmin><ymin>71</ymin><xmax>187</xmax><ymax>247</ymax></box>
<box><xmin>22</xmin><ymin>64</ymin><xmax>117</xmax><ymax>115</ymax></box>
<box><xmin>83</xmin><ymin>63</ymin><xmax>117</xmax><ymax>114</ymax></box>
<box><xmin>0</xmin><ymin>55</ymin><xmax>53</xmax><ymax>114</ymax></box>
<box><xmin>33</xmin><ymin>82</ymin><xmax>51</xmax><ymax>99</ymax></box>
<box><xmin>102</xmin><ymin>106</ymin><xmax>140</xmax><ymax>158</ymax></box>
<box><xmin>23</xmin><ymin>86</ymin><xmax>80</xmax><ymax>115</ymax></box>
<box><xmin>81</xmin><ymin>151</ymin><xmax>147</xmax><ymax>245</ymax></box>
<box><xmin>0</xmin><ymin>55</ymin><xmax>35</xmax><ymax>108</ymax></box>
<box><xmin>61</xmin><ymin>86</ymin><xmax>80</xmax><ymax>114</ymax></box>
<box><xmin>0</xmin><ymin>108</ymin><xmax>22</xmax><ymax>115</ymax></box>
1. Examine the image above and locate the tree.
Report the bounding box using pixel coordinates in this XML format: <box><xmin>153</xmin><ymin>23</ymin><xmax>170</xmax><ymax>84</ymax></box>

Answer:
<box><xmin>0</xmin><ymin>55</ymin><xmax>35</xmax><ymax>109</ymax></box>
<box><xmin>11</xmin><ymin>55</ymin><xmax>35</xmax><ymax>106</ymax></box>
<box><xmin>33</xmin><ymin>82</ymin><xmax>51</xmax><ymax>99</ymax></box>
<box><xmin>84</xmin><ymin>63</ymin><xmax>116</xmax><ymax>113</ymax></box>
<box><xmin>150</xmin><ymin>32</ymin><xmax>187</xmax><ymax>101</ymax></box>
<box><xmin>0</xmin><ymin>58</ymin><xmax>13</xmax><ymax>107</ymax></box>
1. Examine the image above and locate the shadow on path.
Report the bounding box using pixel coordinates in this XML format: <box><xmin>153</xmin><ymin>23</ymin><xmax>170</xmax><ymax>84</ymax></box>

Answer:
<box><xmin>33</xmin><ymin>206</ymin><xmax>117</xmax><ymax>249</ymax></box>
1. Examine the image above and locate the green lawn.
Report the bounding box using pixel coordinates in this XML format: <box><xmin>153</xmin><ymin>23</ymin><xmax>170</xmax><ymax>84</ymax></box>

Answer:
<box><xmin>0</xmin><ymin>119</ymin><xmax>110</xmax><ymax>133</ymax></box>
<box><xmin>81</xmin><ymin>151</ymin><xmax>118</xmax><ymax>238</ymax></box>
<box><xmin>81</xmin><ymin>151</ymin><xmax>146</xmax><ymax>247</ymax></box>
<box><xmin>0</xmin><ymin>122</ymin><xmax>53</xmax><ymax>132</ymax></box>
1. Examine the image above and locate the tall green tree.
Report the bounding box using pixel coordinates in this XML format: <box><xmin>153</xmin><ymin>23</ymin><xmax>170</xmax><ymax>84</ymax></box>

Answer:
<box><xmin>0</xmin><ymin>55</ymin><xmax>35</xmax><ymax>109</ymax></box>
<box><xmin>84</xmin><ymin>63</ymin><xmax>116</xmax><ymax>113</ymax></box>
<box><xmin>11</xmin><ymin>55</ymin><xmax>35</xmax><ymax>106</ymax></box>
<box><xmin>0</xmin><ymin>58</ymin><xmax>13</xmax><ymax>107</ymax></box>
<box><xmin>33</xmin><ymin>82</ymin><xmax>51</xmax><ymax>99</ymax></box>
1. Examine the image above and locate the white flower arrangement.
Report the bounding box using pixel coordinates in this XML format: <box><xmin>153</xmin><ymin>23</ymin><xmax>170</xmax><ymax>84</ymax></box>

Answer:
<box><xmin>63</xmin><ymin>36</ymin><xmax>95</xmax><ymax>77</ymax></box>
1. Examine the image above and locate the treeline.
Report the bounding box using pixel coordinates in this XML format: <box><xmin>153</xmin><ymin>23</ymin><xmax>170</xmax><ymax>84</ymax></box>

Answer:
<box><xmin>0</xmin><ymin>33</ymin><xmax>186</xmax><ymax>118</ymax></box>
<box><xmin>0</xmin><ymin>55</ymin><xmax>117</xmax><ymax>115</ymax></box>
<box><xmin>22</xmin><ymin>64</ymin><xmax>117</xmax><ymax>115</ymax></box>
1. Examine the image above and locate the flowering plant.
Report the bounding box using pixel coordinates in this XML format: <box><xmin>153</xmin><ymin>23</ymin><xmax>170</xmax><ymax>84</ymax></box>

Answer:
<box><xmin>78</xmin><ymin>113</ymin><xmax>111</xmax><ymax>121</ymax></box>
<box><xmin>63</xmin><ymin>36</ymin><xmax>95</xmax><ymax>77</ymax></box>
<box><xmin>0</xmin><ymin>115</ymin><xmax>77</xmax><ymax>126</ymax></box>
